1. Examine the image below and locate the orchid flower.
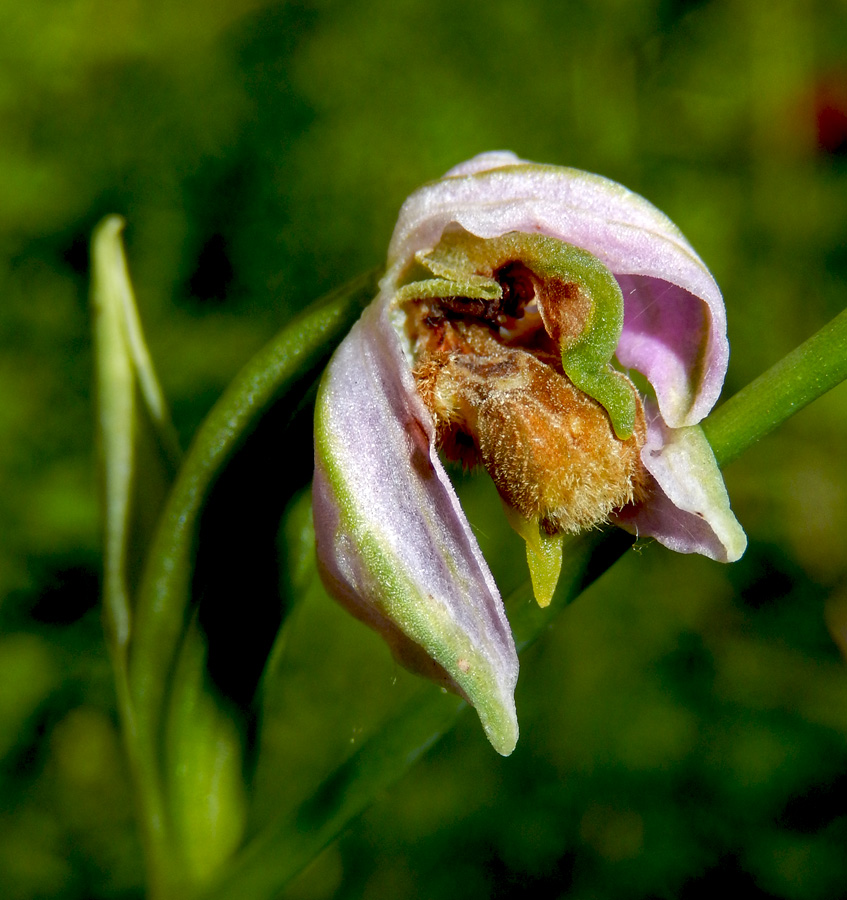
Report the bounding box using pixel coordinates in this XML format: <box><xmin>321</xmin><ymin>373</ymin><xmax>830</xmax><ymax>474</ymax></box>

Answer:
<box><xmin>313</xmin><ymin>152</ymin><xmax>746</xmax><ymax>756</ymax></box>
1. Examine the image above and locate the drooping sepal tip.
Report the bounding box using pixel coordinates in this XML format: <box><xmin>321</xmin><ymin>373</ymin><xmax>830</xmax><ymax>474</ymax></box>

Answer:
<box><xmin>503</xmin><ymin>505</ymin><xmax>564</xmax><ymax>609</ymax></box>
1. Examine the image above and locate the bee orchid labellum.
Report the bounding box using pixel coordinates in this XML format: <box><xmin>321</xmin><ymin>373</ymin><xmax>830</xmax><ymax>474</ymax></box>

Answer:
<box><xmin>313</xmin><ymin>152</ymin><xmax>746</xmax><ymax>755</ymax></box>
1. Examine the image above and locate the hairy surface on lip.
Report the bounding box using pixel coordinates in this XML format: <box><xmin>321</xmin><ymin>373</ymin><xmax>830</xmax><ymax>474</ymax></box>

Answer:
<box><xmin>401</xmin><ymin>255</ymin><xmax>649</xmax><ymax>534</ymax></box>
<box><xmin>415</xmin><ymin>331</ymin><xmax>649</xmax><ymax>533</ymax></box>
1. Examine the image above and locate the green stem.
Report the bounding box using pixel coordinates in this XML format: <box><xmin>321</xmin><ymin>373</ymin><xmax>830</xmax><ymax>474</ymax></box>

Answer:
<box><xmin>703</xmin><ymin>306</ymin><xmax>847</xmax><ymax>466</ymax></box>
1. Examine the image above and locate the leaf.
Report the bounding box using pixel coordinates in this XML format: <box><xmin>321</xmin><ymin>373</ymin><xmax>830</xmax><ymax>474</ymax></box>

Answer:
<box><xmin>91</xmin><ymin>215</ymin><xmax>185</xmax><ymax>895</ymax></box>
<box><xmin>165</xmin><ymin>616</ymin><xmax>248</xmax><ymax>887</ymax></box>
<box><xmin>91</xmin><ymin>215</ymin><xmax>181</xmax><ymax>656</ymax></box>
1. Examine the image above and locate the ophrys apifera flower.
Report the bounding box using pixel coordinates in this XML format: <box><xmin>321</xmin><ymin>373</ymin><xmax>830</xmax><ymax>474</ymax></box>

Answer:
<box><xmin>313</xmin><ymin>152</ymin><xmax>745</xmax><ymax>755</ymax></box>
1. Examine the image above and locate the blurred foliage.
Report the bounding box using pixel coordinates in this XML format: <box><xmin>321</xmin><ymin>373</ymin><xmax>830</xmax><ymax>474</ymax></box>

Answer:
<box><xmin>1</xmin><ymin>0</ymin><xmax>847</xmax><ymax>898</ymax></box>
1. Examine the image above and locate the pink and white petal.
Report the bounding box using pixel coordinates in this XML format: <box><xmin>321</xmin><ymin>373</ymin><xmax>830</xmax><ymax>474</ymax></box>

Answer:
<box><xmin>313</xmin><ymin>293</ymin><xmax>519</xmax><ymax>755</ymax></box>
<box><xmin>615</xmin><ymin>275</ymin><xmax>727</xmax><ymax>429</ymax></box>
<box><xmin>387</xmin><ymin>154</ymin><xmax>727</xmax><ymax>427</ymax></box>
<box><xmin>613</xmin><ymin>406</ymin><xmax>746</xmax><ymax>562</ymax></box>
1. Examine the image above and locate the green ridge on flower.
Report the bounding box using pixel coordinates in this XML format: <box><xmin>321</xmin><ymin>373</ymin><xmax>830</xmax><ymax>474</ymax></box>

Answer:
<box><xmin>313</xmin><ymin>152</ymin><xmax>746</xmax><ymax>755</ymax></box>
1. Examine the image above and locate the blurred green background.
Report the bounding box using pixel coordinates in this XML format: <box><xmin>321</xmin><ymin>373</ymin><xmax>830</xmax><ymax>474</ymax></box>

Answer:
<box><xmin>2</xmin><ymin>0</ymin><xmax>847</xmax><ymax>897</ymax></box>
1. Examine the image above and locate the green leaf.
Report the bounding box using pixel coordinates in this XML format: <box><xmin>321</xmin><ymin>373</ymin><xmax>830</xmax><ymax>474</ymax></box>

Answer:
<box><xmin>91</xmin><ymin>215</ymin><xmax>181</xmax><ymax>656</ymax></box>
<box><xmin>165</xmin><ymin>616</ymin><xmax>248</xmax><ymax>887</ymax></box>
<box><xmin>90</xmin><ymin>215</ymin><xmax>183</xmax><ymax>896</ymax></box>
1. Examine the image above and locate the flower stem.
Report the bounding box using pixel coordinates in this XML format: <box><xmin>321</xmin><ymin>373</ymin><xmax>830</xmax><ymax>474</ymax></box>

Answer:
<box><xmin>703</xmin><ymin>306</ymin><xmax>847</xmax><ymax>466</ymax></box>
